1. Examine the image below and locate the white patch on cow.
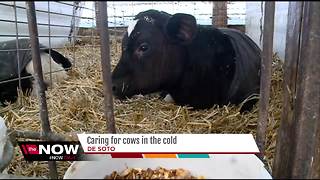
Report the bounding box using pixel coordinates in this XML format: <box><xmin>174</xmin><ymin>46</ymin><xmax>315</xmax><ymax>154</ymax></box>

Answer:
<box><xmin>143</xmin><ymin>16</ymin><xmax>154</xmax><ymax>24</ymax></box>
<box><xmin>163</xmin><ymin>94</ymin><xmax>175</xmax><ymax>103</ymax></box>
<box><xmin>127</xmin><ymin>19</ymin><xmax>138</xmax><ymax>37</ymax></box>
<box><xmin>25</xmin><ymin>53</ymin><xmax>68</xmax><ymax>95</ymax></box>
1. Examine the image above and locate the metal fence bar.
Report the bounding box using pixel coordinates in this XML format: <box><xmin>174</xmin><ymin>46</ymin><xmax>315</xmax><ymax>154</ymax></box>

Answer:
<box><xmin>48</xmin><ymin>1</ymin><xmax>53</xmax><ymax>88</ymax></box>
<box><xmin>91</xmin><ymin>2</ymin><xmax>96</xmax><ymax>64</ymax></box>
<box><xmin>0</xmin><ymin>67</ymin><xmax>71</xmax><ymax>85</ymax></box>
<box><xmin>273</xmin><ymin>1</ymin><xmax>320</xmax><ymax>178</ymax></box>
<box><xmin>0</xmin><ymin>45</ymin><xmax>102</xmax><ymax>52</ymax></box>
<box><xmin>0</xmin><ymin>34</ymin><xmax>100</xmax><ymax>38</ymax></box>
<box><xmin>25</xmin><ymin>1</ymin><xmax>58</xmax><ymax>179</ymax></box>
<box><xmin>272</xmin><ymin>2</ymin><xmax>303</xmax><ymax>178</ymax></box>
<box><xmin>256</xmin><ymin>1</ymin><xmax>275</xmax><ymax>160</ymax></box>
<box><xmin>0</xmin><ymin>2</ymin><xmax>93</xmax><ymax>20</ymax></box>
<box><xmin>55</xmin><ymin>1</ymin><xmax>95</xmax><ymax>11</ymax></box>
<box><xmin>0</xmin><ymin>18</ymin><xmax>87</xmax><ymax>29</ymax></box>
<box><xmin>13</xmin><ymin>1</ymin><xmax>22</xmax><ymax>104</ymax></box>
<box><xmin>95</xmin><ymin>1</ymin><xmax>116</xmax><ymax>133</ymax></box>
<box><xmin>70</xmin><ymin>1</ymin><xmax>78</xmax><ymax>68</ymax></box>
<box><xmin>0</xmin><ymin>18</ymin><xmax>123</xmax><ymax>27</ymax></box>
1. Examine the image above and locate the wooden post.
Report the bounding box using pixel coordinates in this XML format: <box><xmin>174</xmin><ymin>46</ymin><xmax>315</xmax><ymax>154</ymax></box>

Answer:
<box><xmin>272</xmin><ymin>2</ymin><xmax>303</xmax><ymax>177</ymax></box>
<box><xmin>256</xmin><ymin>1</ymin><xmax>275</xmax><ymax>160</ymax></box>
<box><xmin>273</xmin><ymin>1</ymin><xmax>320</xmax><ymax>178</ymax></box>
<box><xmin>212</xmin><ymin>1</ymin><xmax>228</xmax><ymax>27</ymax></box>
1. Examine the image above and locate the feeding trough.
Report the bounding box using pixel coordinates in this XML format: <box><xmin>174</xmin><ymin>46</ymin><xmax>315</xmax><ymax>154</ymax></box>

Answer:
<box><xmin>63</xmin><ymin>154</ymin><xmax>272</xmax><ymax>179</ymax></box>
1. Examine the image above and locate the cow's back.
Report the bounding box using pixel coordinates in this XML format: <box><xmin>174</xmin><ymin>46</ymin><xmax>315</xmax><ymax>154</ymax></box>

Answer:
<box><xmin>219</xmin><ymin>28</ymin><xmax>261</xmax><ymax>105</ymax></box>
<box><xmin>0</xmin><ymin>39</ymin><xmax>49</xmax><ymax>82</ymax></box>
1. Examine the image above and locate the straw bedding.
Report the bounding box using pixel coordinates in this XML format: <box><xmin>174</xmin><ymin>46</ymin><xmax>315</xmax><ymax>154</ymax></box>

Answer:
<box><xmin>0</xmin><ymin>36</ymin><xmax>284</xmax><ymax>178</ymax></box>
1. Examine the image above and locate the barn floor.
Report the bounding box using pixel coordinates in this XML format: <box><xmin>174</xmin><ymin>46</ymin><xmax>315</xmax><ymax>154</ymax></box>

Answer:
<box><xmin>0</xmin><ymin>36</ymin><xmax>284</xmax><ymax>178</ymax></box>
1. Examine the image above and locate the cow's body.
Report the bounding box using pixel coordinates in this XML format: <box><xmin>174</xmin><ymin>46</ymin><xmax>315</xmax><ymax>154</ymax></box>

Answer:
<box><xmin>0</xmin><ymin>39</ymin><xmax>72</xmax><ymax>105</ymax></box>
<box><xmin>164</xmin><ymin>27</ymin><xmax>261</xmax><ymax>110</ymax></box>
<box><xmin>112</xmin><ymin>10</ymin><xmax>261</xmax><ymax>112</ymax></box>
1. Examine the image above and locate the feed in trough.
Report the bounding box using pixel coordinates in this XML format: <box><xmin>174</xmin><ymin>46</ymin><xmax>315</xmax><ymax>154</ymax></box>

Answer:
<box><xmin>104</xmin><ymin>167</ymin><xmax>205</xmax><ymax>179</ymax></box>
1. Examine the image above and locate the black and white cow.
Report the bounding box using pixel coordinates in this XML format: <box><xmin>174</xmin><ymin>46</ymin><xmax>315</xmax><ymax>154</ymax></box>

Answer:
<box><xmin>0</xmin><ymin>38</ymin><xmax>72</xmax><ymax>105</ymax></box>
<box><xmin>112</xmin><ymin>10</ymin><xmax>261</xmax><ymax>112</ymax></box>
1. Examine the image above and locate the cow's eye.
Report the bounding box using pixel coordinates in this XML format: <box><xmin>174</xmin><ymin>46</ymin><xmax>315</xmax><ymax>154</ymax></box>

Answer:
<box><xmin>138</xmin><ymin>43</ymin><xmax>149</xmax><ymax>52</ymax></box>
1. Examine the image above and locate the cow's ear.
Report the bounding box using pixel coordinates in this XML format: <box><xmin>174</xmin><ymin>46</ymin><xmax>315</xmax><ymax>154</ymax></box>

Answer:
<box><xmin>165</xmin><ymin>13</ymin><xmax>197</xmax><ymax>45</ymax></box>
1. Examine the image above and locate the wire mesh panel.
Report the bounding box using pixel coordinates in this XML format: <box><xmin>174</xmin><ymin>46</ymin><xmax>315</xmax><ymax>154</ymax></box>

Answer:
<box><xmin>0</xmin><ymin>1</ymin><xmax>98</xmax><ymax>178</ymax></box>
<box><xmin>0</xmin><ymin>2</ymin><xmax>82</xmax><ymax>46</ymax></box>
<box><xmin>0</xmin><ymin>1</ymin><xmax>87</xmax><ymax>108</ymax></box>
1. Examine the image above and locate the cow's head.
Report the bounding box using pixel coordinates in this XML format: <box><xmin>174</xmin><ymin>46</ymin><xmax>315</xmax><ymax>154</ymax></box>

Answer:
<box><xmin>112</xmin><ymin>10</ymin><xmax>197</xmax><ymax>99</ymax></box>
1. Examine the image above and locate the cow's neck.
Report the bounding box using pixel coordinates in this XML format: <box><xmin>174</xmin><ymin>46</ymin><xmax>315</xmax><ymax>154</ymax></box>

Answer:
<box><xmin>165</xmin><ymin>27</ymin><xmax>237</xmax><ymax>108</ymax></box>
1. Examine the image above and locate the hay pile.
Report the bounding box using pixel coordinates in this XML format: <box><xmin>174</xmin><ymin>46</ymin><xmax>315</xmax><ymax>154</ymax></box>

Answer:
<box><xmin>0</xmin><ymin>36</ymin><xmax>284</xmax><ymax>178</ymax></box>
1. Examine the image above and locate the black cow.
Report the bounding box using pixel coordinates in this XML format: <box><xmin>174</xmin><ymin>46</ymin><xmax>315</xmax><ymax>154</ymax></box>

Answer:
<box><xmin>112</xmin><ymin>10</ymin><xmax>261</xmax><ymax>112</ymax></box>
<box><xmin>0</xmin><ymin>39</ymin><xmax>72</xmax><ymax>105</ymax></box>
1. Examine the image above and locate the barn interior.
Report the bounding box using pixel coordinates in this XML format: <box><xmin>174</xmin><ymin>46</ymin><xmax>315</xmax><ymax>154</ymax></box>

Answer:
<box><xmin>0</xmin><ymin>1</ymin><xmax>318</xmax><ymax>179</ymax></box>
